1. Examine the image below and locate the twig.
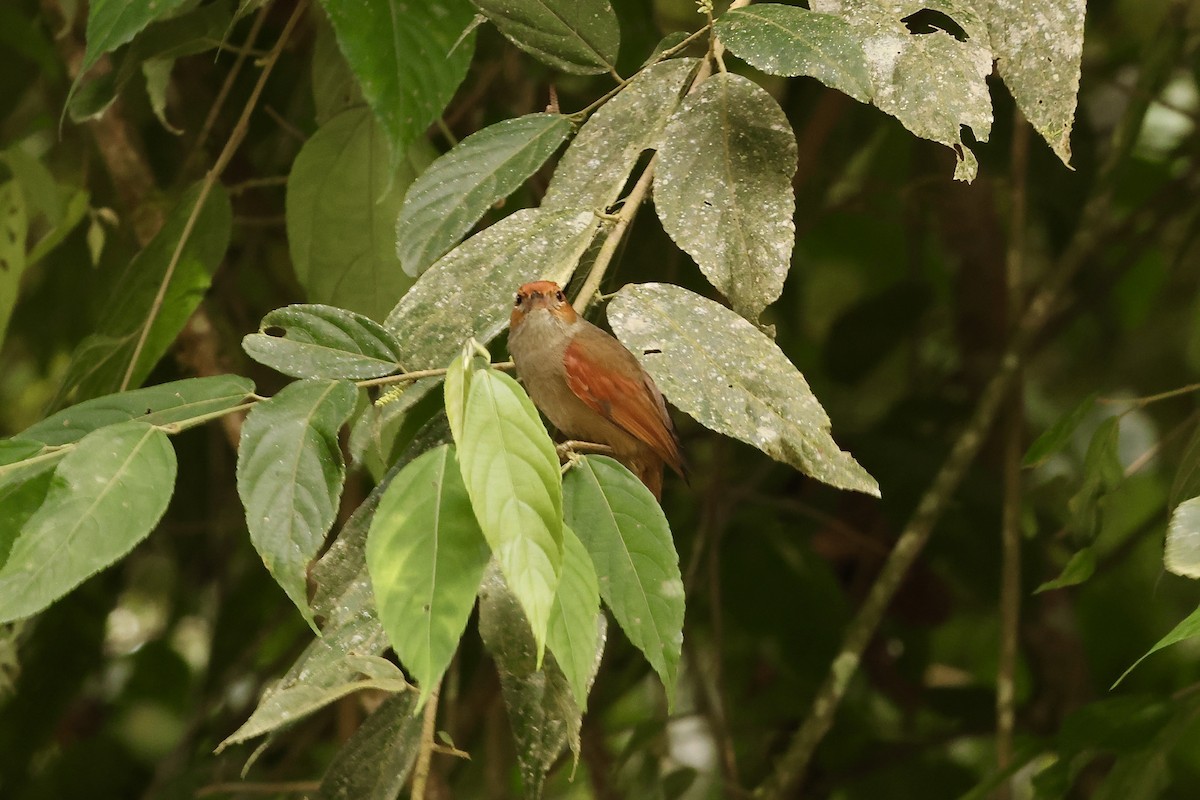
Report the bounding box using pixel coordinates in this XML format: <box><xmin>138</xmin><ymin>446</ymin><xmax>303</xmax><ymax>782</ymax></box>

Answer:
<box><xmin>411</xmin><ymin>680</ymin><xmax>442</xmax><ymax>800</ymax></box>
<box><xmin>120</xmin><ymin>0</ymin><xmax>309</xmax><ymax>391</ymax></box>
<box><xmin>555</xmin><ymin>440</ymin><xmax>617</xmax><ymax>458</ymax></box>
<box><xmin>227</xmin><ymin>175</ymin><xmax>290</xmax><ymax>195</ymax></box>
<box><xmin>196</xmin><ymin>780</ymin><xmax>319</xmax><ymax>797</ymax></box>
<box><xmin>357</xmin><ymin>361</ymin><xmax>515</xmax><ymax>391</ymax></box>
<box><xmin>1098</xmin><ymin>382</ymin><xmax>1200</xmax><ymax>408</ymax></box>
<box><xmin>996</xmin><ymin>109</ymin><xmax>1030</xmax><ymax>799</ymax></box>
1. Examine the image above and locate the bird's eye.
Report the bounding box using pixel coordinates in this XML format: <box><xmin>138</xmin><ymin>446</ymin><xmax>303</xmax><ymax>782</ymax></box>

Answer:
<box><xmin>555</xmin><ymin>290</ymin><xmax>565</xmax><ymax>301</ymax></box>
<box><xmin>514</xmin><ymin>294</ymin><xmax>522</xmax><ymax>307</ymax></box>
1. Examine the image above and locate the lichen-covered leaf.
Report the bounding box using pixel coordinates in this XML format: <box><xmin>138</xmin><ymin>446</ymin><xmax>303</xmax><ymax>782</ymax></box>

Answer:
<box><xmin>237</xmin><ymin>379</ymin><xmax>358</xmax><ymax>628</ymax></box>
<box><xmin>242</xmin><ymin>304</ymin><xmax>404</xmax><ymax>380</ymax></box>
<box><xmin>655</xmin><ymin>73</ymin><xmax>797</xmax><ymax>320</ymax></box>
<box><xmin>454</xmin><ymin>369</ymin><xmax>563</xmax><ymax>662</ymax></box>
<box><xmin>609</xmin><ymin>283</ymin><xmax>879</xmax><ymax>496</ymax></box>
<box><xmin>543</xmin><ymin>58</ymin><xmax>697</xmax><ymax>214</ymax></box>
<box><xmin>562</xmin><ymin>456</ymin><xmax>683</xmax><ymax>701</ymax></box>
<box><xmin>471</xmin><ymin>0</ymin><xmax>619</xmax><ymax>75</ymax></box>
<box><xmin>320</xmin><ymin>0</ymin><xmax>475</xmax><ymax>168</ymax></box>
<box><xmin>715</xmin><ymin>4</ymin><xmax>872</xmax><ymax>101</ymax></box>
<box><xmin>810</xmin><ymin>0</ymin><xmax>993</xmax><ymax>181</ymax></box>
<box><xmin>397</xmin><ymin>113</ymin><xmax>574</xmax><ymax>277</ymax></box>
<box><xmin>0</xmin><ymin>421</ymin><xmax>176</xmax><ymax>623</ymax></box>
<box><xmin>317</xmin><ymin>692</ymin><xmax>423</xmax><ymax>800</ymax></box>
<box><xmin>980</xmin><ymin>0</ymin><xmax>1084</xmax><ymax>167</ymax></box>
<box><xmin>384</xmin><ymin>208</ymin><xmax>598</xmax><ymax>369</ymax></box>
<box><xmin>286</xmin><ymin>108</ymin><xmax>431</xmax><ymax>321</ymax></box>
<box><xmin>367</xmin><ymin>445</ymin><xmax>491</xmax><ymax>707</ymax></box>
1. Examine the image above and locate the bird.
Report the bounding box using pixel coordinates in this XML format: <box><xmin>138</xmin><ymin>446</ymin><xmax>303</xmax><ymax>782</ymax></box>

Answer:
<box><xmin>507</xmin><ymin>281</ymin><xmax>685</xmax><ymax>499</ymax></box>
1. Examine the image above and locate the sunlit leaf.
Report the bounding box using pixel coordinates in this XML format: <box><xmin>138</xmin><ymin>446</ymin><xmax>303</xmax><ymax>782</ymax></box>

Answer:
<box><xmin>455</xmin><ymin>369</ymin><xmax>563</xmax><ymax>662</ymax></box>
<box><xmin>384</xmin><ymin>208</ymin><xmax>598</xmax><ymax>368</ymax></box>
<box><xmin>396</xmin><ymin>113</ymin><xmax>573</xmax><ymax>277</ymax></box>
<box><xmin>242</xmin><ymin>304</ymin><xmax>403</xmax><ymax>380</ymax></box>
<box><xmin>471</xmin><ymin>0</ymin><xmax>619</xmax><ymax>75</ymax></box>
<box><xmin>0</xmin><ymin>421</ymin><xmax>176</xmax><ymax>623</ymax></box>
<box><xmin>1024</xmin><ymin>392</ymin><xmax>1097</xmax><ymax>467</ymax></box>
<box><xmin>655</xmin><ymin>73</ymin><xmax>797</xmax><ymax>320</ymax></box>
<box><xmin>367</xmin><ymin>445</ymin><xmax>491</xmax><ymax>707</ymax></box>
<box><xmin>546</xmin><ymin>524</ymin><xmax>602</xmax><ymax>708</ymax></box>
<box><xmin>317</xmin><ymin>692</ymin><xmax>422</xmax><ymax>800</ymax></box>
<box><xmin>715</xmin><ymin>4</ymin><xmax>872</xmax><ymax>101</ymax></box>
<box><xmin>320</xmin><ymin>0</ymin><xmax>475</xmax><ymax>168</ymax></box>
<box><xmin>609</xmin><ymin>283</ymin><xmax>879</xmax><ymax>496</ymax></box>
<box><xmin>563</xmin><ymin>456</ymin><xmax>683</xmax><ymax>699</ymax></box>
<box><xmin>286</xmin><ymin>108</ymin><xmax>432</xmax><ymax>321</ymax></box>
<box><xmin>980</xmin><ymin>0</ymin><xmax>1085</xmax><ymax>166</ymax></box>
<box><xmin>237</xmin><ymin>379</ymin><xmax>358</xmax><ymax>628</ymax></box>
<box><xmin>542</xmin><ymin>58</ymin><xmax>697</xmax><ymax>215</ymax></box>
<box><xmin>1165</xmin><ymin>496</ymin><xmax>1200</xmax><ymax>579</ymax></box>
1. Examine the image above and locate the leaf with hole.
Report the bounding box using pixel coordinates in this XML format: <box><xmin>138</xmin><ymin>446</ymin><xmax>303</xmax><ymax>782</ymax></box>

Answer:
<box><xmin>237</xmin><ymin>379</ymin><xmax>358</xmax><ymax>628</ymax></box>
<box><xmin>243</xmin><ymin>304</ymin><xmax>404</xmax><ymax>380</ymax></box>
<box><xmin>609</xmin><ymin>283</ymin><xmax>878</xmax><ymax>496</ymax></box>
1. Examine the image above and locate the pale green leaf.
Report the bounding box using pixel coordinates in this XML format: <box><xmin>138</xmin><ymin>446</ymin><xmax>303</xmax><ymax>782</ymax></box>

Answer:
<box><xmin>1</xmin><ymin>147</ymin><xmax>64</xmax><ymax>225</ymax></box>
<box><xmin>471</xmin><ymin>0</ymin><xmax>619</xmax><ymax>75</ymax></box>
<box><xmin>28</xmin><ymin>189</ymin><xmax>90</xmax><ymax>267</ymax></box>
<box><xmin>563</xmin><ymin>456</ymin><xmax>683</xmax><ymax>699</ymax></box>
<box><xmin>656</xmin><ymin>73</ymin><xmax>797</xmax><ymax>320</ymax></box>
<box><xmin>242</xmin><ymin>304</ymin><xmax>404</xmax><ymax>380</ymax></box>
<box><xmin>609</xmin><ymin>283</ymin><xmax>879</xmax><ymax>496</ymax></box>
<box><xmin>50</xmin><ymin>181</ymin><xmax>232</xmax><ymax>408</ymax></box>
<box><xmin>286</xmin><ymin>108</ymin><xmax>432</xmax><ymax>321</ymax></box>
<box><xmin>317</xmin><ymin>692</ymin><xmax>422</xmax><ymax>800</ymax></box>
<box><xmin>0</xmin><ymin>421</ymin><xmax>176</xmax><ymax>623</ymax></box>
<box><xmin>0</xmin><ymin>181</ymin><xmax>28</xmax><ymax>349</ymax></box>
<box><xmin>141</xmin><ymin>58</ymin><xmax>181</xmax><ymax>134</ymax></box>
<box><xmin>396</xmin><ymin>113</ymin><xmax>573</xmax><ymax>277</ymax></box>
<box><xmin>237</xmin><ymin>379</ymin><xmax>358</xmax><ymax>628</ymax></box>
<box><xmin>810</xmin><ymin>0</ymin><xmax>993</xmax><ymax>181</ymax></box>
<box><xmin>543</xmin><ymin>58</ymin><xmax>697</xmax><ymax>214</ymax></box>
<box><xmin>384</xmin><ymin>208</ymin><xmax>599</xmax><ymax>368</ymax></box>
<box><xmin>444</xmin><ymin>340</ymin><xmax>490</xmax><ymax>446</ymax></box>
<box><xmin>455</xmin><ymin>369</ymin><xmax>563</xmax><ymax>662</ymax></box>
<box><xmin>1115</xmin><ymin>603</ymin><xmax>1200</xmax><ymax>687</ymax></box>
<box><xmin>980</xmin><ymin>0</ymin><xmax>1084</xmax><ymax>166</ymax></box>
<box><xmin>320</xmin><ymin>0</ymin><xmax>475</xmax><ymax>168</ymax></box>
<box><xmin>367</xmin><ymin>445</ymin><xmax>491</xmax><ymax>707</ymax></box>
<box><xmin>715</xmin><ymin>4</ymin><xmax>872</xmax><ymax>101</ymax></box>
<box><xmin>546</xmin><ymin>524</ymin><xmax>602</xmax><ymax>709</ymax></box>
<box><xmin>79</xmin><ymin>0</ymin><xmax>190</xmax><ymax>77</ymax></box>
<box><xmin>1166</xmin><ymin>496</ymin><xmax>1200</xmax><ymax>579</ymax></box>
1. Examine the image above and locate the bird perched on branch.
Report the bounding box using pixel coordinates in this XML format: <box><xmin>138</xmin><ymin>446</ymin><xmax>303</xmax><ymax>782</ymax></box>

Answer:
<box><xmin>508</xmin><ymin>281</ymin><xmax>685</xmax><ymax>499</ymax></box>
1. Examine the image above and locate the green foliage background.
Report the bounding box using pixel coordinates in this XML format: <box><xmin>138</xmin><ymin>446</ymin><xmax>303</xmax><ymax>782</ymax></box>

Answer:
<box><xmin>2</xmin><ymin>0</ymin><xmax>1200</xmax><ymax>798</ymax></box>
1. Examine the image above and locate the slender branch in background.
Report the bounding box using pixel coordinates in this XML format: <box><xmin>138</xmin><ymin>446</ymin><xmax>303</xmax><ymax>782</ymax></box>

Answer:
<box><xmin>1099</xmin><ymin>382</ymin><xmax>1200</xmax><ymax>408</ymax></box>
<box><xmin>996</xmin><ymin>109</ymin><xmax>1031</xmax><ymax>799</ymax></box>
<box><xmin>411</xmin><ymin>680</ymin><xmax>443</xmax><ymax>800</ymax></box>
<box><xmin>752</xmin><ymin>9</ymin><xmax>1188</xmax><ymax>795</ymax></box>
<box><xmin>121</xmin><ymin>0</ymin><xmax>309</xmax><ymax>391</ymax></box>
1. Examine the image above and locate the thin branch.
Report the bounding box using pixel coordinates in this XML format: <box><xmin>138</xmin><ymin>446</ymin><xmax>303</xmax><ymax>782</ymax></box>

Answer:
<box><xmin>411</xmin><ymin>680</ymin><xmax>442</xmax><ymax>800</ymax></box>
<box><xmin>120</xmin><ymin>0</ymin><xmax>309</xmax><ymax>391</ymax></box>
<box><xmin>357</xmin><ymin>361</ymin><xmax>515</xmax><ymax>391</ymax></box>
<box><xmin>227</xmin><ymin>175</ymin><xmax>290</xmax><ymax>195</ymax></box>
<box><xmin>1099</xmin><ymin>382</ymin><xmax>1200</xmax><ymax>408</ymax></box>
<box><xmin>196</xmin><ymin>780</ymin><xmax>319</xmax><ymax>797</ymax></box>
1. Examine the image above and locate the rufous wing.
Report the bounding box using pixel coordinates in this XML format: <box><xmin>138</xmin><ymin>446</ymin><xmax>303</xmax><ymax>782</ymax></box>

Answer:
<box><xmin>562</xmin><ymin>328</ymin><xmax>685</xmax><ymax>478</ymax></box>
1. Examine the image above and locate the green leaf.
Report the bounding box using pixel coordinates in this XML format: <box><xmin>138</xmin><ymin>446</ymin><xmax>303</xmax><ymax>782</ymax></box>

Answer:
<box><xmin>320</xmin><ymin>0</ymin><xmax>475</xmax><ymax>169</ymax></box>
<box><xmin>17</xmin><ymin>375</ymin><xmax>255</xmax><ymax>447</ymax></box>
<box><xmin>141</xmin><ymin>58</ymin><xmax>180</xmax><ymax>134</ymax></box>
<box><xmin>0</xmin><ymin>180</ymin><xmax>28</xmax><ymax>350</ymax></box>
<box><xmin>50</xmin><ymin>181</ymin><xmax>232</xmax><ymax>408</ymax></box>
<box><xmin>1023</xmin><ymin>392</ymin><xmax>1097</xmax><ymax>467</ymax></box>
<box><xmin>1115</xmin><ymin>603</ymin><xmax>1200</xmax><ymax>687</ymax></box>
<box><xmin>444</xmin><ymin>340</ymin><xmax>491</xmax><ymax>445</ymax></box>
<box><xmin>237</xmin><ymin>379</ymin><xmax>359</xmax><ymax>628</ymax></box>
<box><xmin>715</xmin><ymin>4</ymin><xmax>872</xmax><ymax>101</ymax></box>
<box><xmin>384</xmin><ymin>208</ymin><xmax>599</xmax><ymax>368</ymax></box>
<box><xmin>478</xmin><ymin>564</ymin><xmax>592</xmax><ymax>795</ymax></box>
<box><xmin>1165</xmin><ymin>496</ymin><xmax>1200</xmax><ymax>579</ymax></box>
<box><xmin>546</xmin><ymin>524</ymin><xmax>602</xmax><ymax>709</ymax></box>
<box><xmin>317</xmin><ymin>691</ymin><xmax>422</xmax><ymax>800</ymax></box>
<box><xmin>810</xmin><ymin>0</ymin><xmax>993</xmax><ymax>181</ymax></box>
<box><xmin>455</xmin><ymin>368</ymin><xmax>563</xmax><ymax>662</ymax></box>
<box><xmin>0</xmin><ymin>468</ymin><xmax>54</xmax><ymax>569</ymax></box>
<box><xmin>980</xmin><ymin>0</ymin><xmax>1085</xmax><ymax>166</ymax></box>
<box><xmin>28</xmin><ymin>189</ymin><xmax>89</xmax><ymax>267</ymax></box>
<box><xmin>242</xmin><ymin>304</ymin><xmax>404</xmax><ymax>380</ymax></box>
<box><xmin>311</xmin><ymin>6</ymin><xmax>364</xmax><ymax>125</ymax></box>
<box><xmin>562</xmin><ymin>456</ymin><xmax>683</xmax><ymax>699</ymax></box>
<box><xmin>286</xmin><ymin>108</ymin><xmax>431</xmax><ymax>321</ymax></box>
<box><xmin>396</xmin><ymin>113</ymin><xmax>573</xmax><ymax>277</ymax></box>
<box><xmin>655</xmin><ymin>73</ymin><xmax>797</xmax><ymax>320</ymax></box>
<box><xmin>542</xmin><ymin>58</ymin><xmax>697</xmax><ymax>215</ymax></box>
<box><xmin>471</xmin><ymin>0</ymin><xmax>619</xmax><ymax>75</ymax></box>
<box><xmin>1034</xmin><ymin>546</ymin><xmax>1096</xmax><ymax>593</ymax></box>
<box><xmin>79</xmin><ymin>0</ymin><xmax>190</xmax><ymax>78</ymax></box>
<box><xmin>1068</xmin><ymin>417</ymin><xmax>1122</xmax><ymax>542</ymax></box>
<box><xmin>2</xmin><ymin>146</ymin><xmax>63</xmax><ymax>225</ymax></box>
<box><xmin>609</xmin><ymin>283</ymin><xmax>879</xmax><ymax>496</ymax></box>
<box><xmin>367</xmin><ymin>445</ymin><xmax>491</xmax><ymax>707</ymax></box>
<box><xmin>0</xmin><ymin>421</ymin><xmax>176</xmax><ymax>623</ymax></box>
